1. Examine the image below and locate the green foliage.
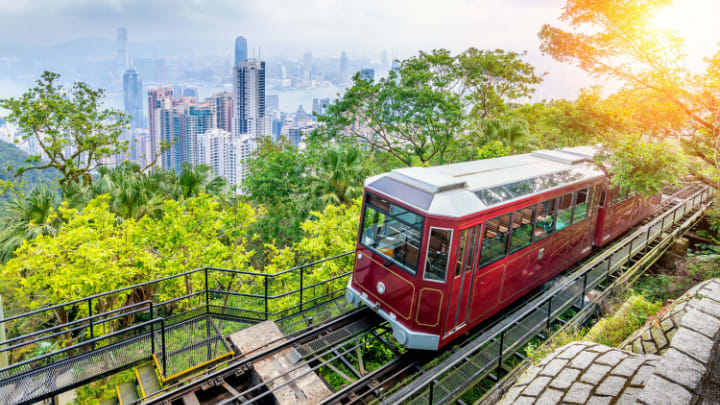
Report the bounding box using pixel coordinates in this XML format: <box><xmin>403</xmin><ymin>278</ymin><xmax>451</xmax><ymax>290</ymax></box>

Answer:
<box><xmin>476</xmin><ymin>141</ymin><xmax>513</xmax><ymax>160</ymax></box>
<box><xmin>539</xmin><ymin>0</ymin><xmax>720</xmax><ymax>188</ymax></box>
<box><xmin>0</xmin><ymin>185</ymin><xmax>62</xmax><ymax>263</ymax></box>
<box><xmin>313</xmin><ymin>143</ymin><xmax>366</xmax><ymax>204</ymax></box>
<box><xmin>0</xmin><ymin>71</ymin><xmax>129</xmax><ymax>186</ymax></box>
<box><xmin>0</xmin><ymin>140</ymin><xmax>60</xmax><ymax>199</ymax></box>
<box><xmin>0</xmin><ymin>194</ymin><xmax>257</xmax><ymax>322</ymax></box>
<box><xmin>525</xmin><ymin>327</ymin><xmax>586</xmax><ymax>364</ymax></box>
<box><xmin>598</xmin><ymin>136</ymin><xmax>683</xmax><ymax>197</ymax></box>
<box><xmin>584</xmin><ymin>295</ymin><xmax>662</xmax><ymax>347</ymax></box>
<box><xmin>74</xmin><ymin>369</ymin><xmax>136</xmax><ymax>405</ymax></box>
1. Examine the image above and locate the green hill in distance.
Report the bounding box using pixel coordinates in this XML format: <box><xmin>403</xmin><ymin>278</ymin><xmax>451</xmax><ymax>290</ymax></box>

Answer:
<box><xmin>0</xmin><ymin>140</ymin><xmax>60</xmax><ymax>197</ymax></box>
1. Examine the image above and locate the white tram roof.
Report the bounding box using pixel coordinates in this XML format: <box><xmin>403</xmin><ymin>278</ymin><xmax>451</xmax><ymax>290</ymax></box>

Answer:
<box><xmin>365</xmin><ymin>147</ymin><xmax>604</xmax><ymax>218</ymax></box>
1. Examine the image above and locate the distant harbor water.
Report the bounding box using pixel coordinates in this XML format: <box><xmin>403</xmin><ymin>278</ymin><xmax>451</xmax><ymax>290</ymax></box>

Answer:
<box><xmin>270</xmin><ymin>84</ymin><xmax>348</xmax><ymax>113</ymax></box>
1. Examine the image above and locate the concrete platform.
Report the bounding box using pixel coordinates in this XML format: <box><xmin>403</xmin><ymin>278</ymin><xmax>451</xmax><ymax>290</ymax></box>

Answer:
<box><xmin>229</xmin><ymin>321</ymin><xmax>333</xmax><ymax>405</ymax></box>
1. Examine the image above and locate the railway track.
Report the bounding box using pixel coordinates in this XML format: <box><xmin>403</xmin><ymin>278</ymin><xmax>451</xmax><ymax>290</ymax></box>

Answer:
<box><xmin>136</xmin><ymin>183</ymin><xmax>711</xmax><ymax>405</ymax></box>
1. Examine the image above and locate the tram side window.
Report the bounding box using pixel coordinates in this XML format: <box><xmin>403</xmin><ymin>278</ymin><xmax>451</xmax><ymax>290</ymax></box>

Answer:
<box><xmin>478</xmin><ymin>214</ymin><xmax>511</xmax><ymax>267</ymax></box>
<box><xmin>425</xmin><ymin>228</ymin><xmax>452</xmax><ymax>282</ymax></box>
<box><xmin>361</xmin><ymin>194</ymin><xmax>425</xmax><ymax>275</ymax></box>
<box><xmin>573</xmin><ymin>188</ymin><xmax>590</xmax><ymax>222</ymax></box>
<box><xmin>556</xmin><ymin>193</ymin><xmax>574</xmax><ymax>231</ymax></box>
<box><xmin>510</xmin><ymin>205</ymin><xmax>536</xmax><ymax>253</ymax></box>
<box><xmin>535</xmin><ymin>198</ymin><xmax>557</xmax><ymax>241</ymax></box>
<box><xmin>454</xmin><ymin>227</ymin><xmax>478</xmax><ymax>277</ymax></box>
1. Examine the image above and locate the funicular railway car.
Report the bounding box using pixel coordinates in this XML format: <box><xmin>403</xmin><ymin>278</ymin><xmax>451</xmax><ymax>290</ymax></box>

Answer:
<box><xmin>346</xmin><ymin>147</ymin><xmax>660</xmax><ymax>350</ymax></box>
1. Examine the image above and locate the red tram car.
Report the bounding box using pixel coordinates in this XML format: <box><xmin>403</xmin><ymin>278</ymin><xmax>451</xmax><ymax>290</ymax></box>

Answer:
<box><xmin>345</xmin><ymin>147</ymin><xmax>660</xmax><ymax>350</ymax></box>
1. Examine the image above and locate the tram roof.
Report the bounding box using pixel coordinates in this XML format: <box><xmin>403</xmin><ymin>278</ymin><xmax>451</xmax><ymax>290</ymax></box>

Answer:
<box><xmin>365</xmin><ymin>146</ymin><xmax>604</xmax><ymax>218</ymax></box>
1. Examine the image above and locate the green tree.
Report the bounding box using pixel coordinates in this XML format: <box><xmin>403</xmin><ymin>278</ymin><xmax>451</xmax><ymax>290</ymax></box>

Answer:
<box><xmin>317</xmin><ymin>63</ymin><xmax>464</xmax><ymax>166</ymax></box>
<box><xmin>0</xmin><ymin>186</ymin><xmax>61</xmax><ymax>263</ymax></box>
<box><xmin>313</xmin><ymin>143</ymin><xmax>366</xmax><ymax>204</ymax></box>
<box><xmin>598</xmin><ymin>136</ymin><xmax>683</xmax><ymax>197</ymax></box>
<box><xmin>539</xmin><ymin>0</ymin><xmax>716</xmax><ymax>186</ymax></box>
<box><xmin>476</xmin><ymin>140</ymin><xmax>513</xmax><ymax>160</ymax></box>
<box><xmin>0</xmin><ymin>71</ymin><xmax>129</xmax><ymax>186</ymax></box>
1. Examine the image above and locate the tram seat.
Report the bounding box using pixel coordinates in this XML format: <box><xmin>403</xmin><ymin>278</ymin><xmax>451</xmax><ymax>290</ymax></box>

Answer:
<box><xmin>486</xmin><ymin>220</ymin><xmax>499</xmax><ymax>238</ymax></box>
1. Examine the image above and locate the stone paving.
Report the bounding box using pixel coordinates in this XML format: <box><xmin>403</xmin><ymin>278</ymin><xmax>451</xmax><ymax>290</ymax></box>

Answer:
<box><xmin>497</xmin><ymin>278</ymin><xmax>720</xmax><ymax>404</ymax></box>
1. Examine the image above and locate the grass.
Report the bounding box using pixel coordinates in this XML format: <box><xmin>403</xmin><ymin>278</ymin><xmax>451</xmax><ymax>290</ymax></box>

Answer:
<box><xmin>583</xmin><ymin>295</ymin><xmax>662</xmax><ymax>347</ymax></box>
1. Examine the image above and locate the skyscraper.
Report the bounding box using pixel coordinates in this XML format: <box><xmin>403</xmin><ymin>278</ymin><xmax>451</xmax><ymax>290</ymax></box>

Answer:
<box><xmin>208</xmin><ymin>92</ymin><xmax>233</xmax><ymax>133</ymax></box>
<box><xmin>233</xmin><ymin>59</ymin><xmax>268</xmax><ymax>138</ymax></box>
<box><xmin>302</xmin><ymin>52</ymin><xmax>313</xmax><ymax>80</ymax></box>
<box><xmin>147</xmin><ymin>88</ymin><xmax>174</xmax><ymax>162</ymax></box>
<box><xmin>117</xmin><ymin>27</ymin><xmax>128</xmax><ymax>68</ymax></box>
<box><xmin>340</xmin><ymin>51</ymin><xmax>348</xmax><ymax>73</ymax></box>
<box><xmin>235</xmin><ymin>36</ymin><xmax>248</xmax><ymax>67</ymax></box>
<box><xmin>360</xmin><ymin>68</ymin><xmax>375</xmax><ymax>82</ymax></box>
<box><xmin>123</xmin><ymin>67</ymin><xmax>144</xmax><ymax>129</ymax></box>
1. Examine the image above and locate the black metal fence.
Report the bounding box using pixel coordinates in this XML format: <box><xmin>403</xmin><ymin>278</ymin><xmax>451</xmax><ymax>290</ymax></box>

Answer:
<box><xmin>0</xmin><ymin>251</ymin><xmax>354</xmax><ymax>403</ymax></box>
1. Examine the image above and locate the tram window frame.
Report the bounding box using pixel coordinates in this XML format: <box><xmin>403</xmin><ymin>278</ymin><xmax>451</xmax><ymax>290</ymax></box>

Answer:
<box><xmin>360</xmin><ymin>193</ymin><xmax>425</xmax><ymax>276</ymax></box>
<box><xmin>454</xmin><ymin>226</ymin><xmax>479</xmax><ymax>278</ymax></box>
<box><xmin>534</xmin><ymin>198</ymin><xmax>557</xmax><ymax>241</ymax></box>
<box><xmin>509</xmin><ymin>205</ymin><xmax>537</xmax><ymax>254</ymax></box>
<box><xmin>573</xmin><ymin>188</ymin><xmax>591</xmax><ymax>223</ymax></box>
<box><xmin>598</xmin><ymin>187</ymin><xmax>607</xmax><ymax>208</ymax></box>
<box><xmin>478</xmin><ymin>213</ymin><xmax>512</xmax><ymax>268</ymax></box>
<box><xmin>555</xmin><ymin>192</ymin><xmax>575</xmax><ymax>231</ymax></box>
<box><xmin>423</xmin><ymin>227</ymin><xmax>453</xmax><ymax>282</ymax></box>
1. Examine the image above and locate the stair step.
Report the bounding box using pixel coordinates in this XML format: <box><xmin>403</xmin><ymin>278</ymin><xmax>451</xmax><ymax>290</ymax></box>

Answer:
<box><xmin>99</xmin><ymin>399</ymin><xmax>118</xmax><ymax>405</ymax></box>
<box><xmin>135</xmin><ymin>363</ymin><xmax>162</xmax><ymax>398</ymax></box>
<box><xmin>117</xmin><ymin>381</ymin><xmax>139</xmax><ymax>405</ymax></box>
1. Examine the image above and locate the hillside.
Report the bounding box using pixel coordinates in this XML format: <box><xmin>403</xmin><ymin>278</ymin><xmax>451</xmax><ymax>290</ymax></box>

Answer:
<box><xmin>0</xmin><ymin>140</ymin><xmax>60</xmax><ymax>195</ymax></box>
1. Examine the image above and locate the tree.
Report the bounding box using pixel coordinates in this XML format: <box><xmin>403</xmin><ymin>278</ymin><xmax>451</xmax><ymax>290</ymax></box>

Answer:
<box><xmin>539</xmin><ymin>0</ymin><xmax>718</xmax><ymax>186</ymax></box>
<box><xmin>598</xmin><ymin>136</ymin><xmax>683</xmax><ymax>197</ymax></box>
<box><xmin>313</xmin><ymin>143</ymin><xmax>366</xmax><ymax>204</ymax></box>
<box><xmin>317</xmin><ymin>62</ymin><xmax>464</xmax><ymax>166</ymax></box>
<box><xmin>0</xmin><ymin>186</ymin><xmax>61</xmax><ymax>263</ymax></box>
<box><xmin>0</xmin><ymin>71</ymin><xmax>129</xmax><ymax>186</ymax></box>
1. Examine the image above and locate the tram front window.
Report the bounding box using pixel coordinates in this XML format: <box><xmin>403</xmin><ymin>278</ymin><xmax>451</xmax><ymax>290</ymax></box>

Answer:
<box><xmin>361</xmin><ymin>193</ymin><xmax>425</xmax><ymax>275</ymax></box>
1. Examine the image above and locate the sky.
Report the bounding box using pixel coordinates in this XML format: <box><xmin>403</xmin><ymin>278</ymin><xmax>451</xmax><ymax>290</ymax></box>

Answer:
<box><xmin>0</xmin><ymin>0</ymin><xmax>714</xmax><ymax>61</ymax></box>
<box><xmin>0</xmin><ymin>0</ymin><xmax>718</xmax><ymax>101</ymax></box>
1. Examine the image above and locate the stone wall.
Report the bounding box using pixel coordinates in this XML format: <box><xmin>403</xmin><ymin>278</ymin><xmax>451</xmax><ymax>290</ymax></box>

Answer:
<box><xmin>496</xmin><ymin>278</ymin><xmax>720</xmax><ymax>405</ymax></box>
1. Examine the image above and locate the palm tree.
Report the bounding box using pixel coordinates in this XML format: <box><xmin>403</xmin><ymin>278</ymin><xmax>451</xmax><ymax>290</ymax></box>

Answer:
<box><xmin>0</xmin><ymin>186</ymin><xmax>61</xmax><ymax>262</ymax></box>
<box><xmin>174</xmin><ymin>163</ymin><xmax>226</xmax><ymax>200</ymax></box>
<box><xmin>314</xmin><ymin>144</ymin><xmax>365</xmax><ymax>204</ymax></box>
<box><xmin>482</xmin><ymin>118</ymin><xmax>530</xmax><ymax>150</ymax></box>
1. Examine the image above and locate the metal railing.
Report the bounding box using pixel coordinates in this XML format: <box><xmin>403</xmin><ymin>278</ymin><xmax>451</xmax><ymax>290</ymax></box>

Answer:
<box><xmin>0</xmin><ymin>251</ymin><xmax>354</xmax><ymax>404</ymax></box>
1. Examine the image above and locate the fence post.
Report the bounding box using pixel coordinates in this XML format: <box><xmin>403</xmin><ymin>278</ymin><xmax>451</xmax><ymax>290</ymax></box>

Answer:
<box><xmin>150</xmin><ymin>303</ymin><xmax>155</xmax><ymax>355</ymax></box>
<box><xmin>428</xmin><ymin>380</ymin><xmax>434</xmax><ymax>405</ymax></box>
<box><xmin>205</xmin><ymin>268</ymin><xmax>210</xmax><ymax>314</ymax></box>
<box><xmin>497</xmin><ymin>330</ymin><xmax>505</xmax><ymax>377</ymax></box>
<box><xmin>161</xmin><ymin>319</ymin><xmax>167</xmax><ymax>378</ymax></box>
<box><xmin>581</xmin><ymin>273</ymin><xmax>588</xmax><ymax>309</ymax></box>
<box><xmin>264</xmin><ymin>275</ymin><xmax>269</xmax><ymax>321</ymax></box>
<box><xmin>88</xmin><ymin>299</ymin><xmax>94</xmax><ymax>350</ymax></box>
<box><xmin>299</xmin><ymin>266</ymin><xmax>304</xmax><ymax>313</ymax></box>
<box><xmin>546</xmin><ymin>297</ymin><xmax>553</xmax><ymax>331</ymax></box>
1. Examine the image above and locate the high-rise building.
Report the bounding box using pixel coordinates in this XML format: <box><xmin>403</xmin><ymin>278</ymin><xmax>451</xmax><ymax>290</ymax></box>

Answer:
<box><xmin>266</xmin><ymin>94</ymin><xmax>279</xmax><ymax>110</ymax></box>
<box><xmin>147</xmin><ymin>88</ymin><xmax>174</xmax><ymax>163</ymax></box>
<box><xmin>312</xmin><ymin>98</ymin><xmax>321</xmax><ymax>116</ymax></box>
<box><xmin>233</xmin><ymin>59</ymin><xmax>268</xmax><ymax>138</ymax></box>
<box><xmin>235</xmin><ymin>36</ymin><xmax>248</xmax><ymax>67</ymax></box>
<box><xmin>196</xmin><ymin>129</ymin><xmax>255</xmax><ymax>191</ymax></box>
<box><xmin>123</xmin><ymin>67</ymin><xmax>144</xmax><ymax>129</ymax></box>
<box><xmin>208</xmin><ymin>92</ymin><xmax>233</xmax><ymax>133</ymax></box>
<box><xmin>117</xmin><ymin>27</ymin><xmax>128</xmax><ymax>68</ymax></box>
<box><xmin>360</xmin><ymin>68</ymin><xmax>375</xmax><ymax>82</ymax></box>
<box><xmin>340</xmin><ymin>51</ymin><xmax>348</xmax><ymax>73</ymax></box>
<box><xmin>302</xmin><ymin>52</ymin><xmax>313</xmax><ymax>80</ymax></box>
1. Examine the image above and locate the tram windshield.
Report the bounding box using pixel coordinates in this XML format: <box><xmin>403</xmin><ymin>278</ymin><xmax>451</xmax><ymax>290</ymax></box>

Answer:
<box><xmin>360</xmin><ymin>193</ymin><xmax>425</xmax><ymax>275</ymax></box>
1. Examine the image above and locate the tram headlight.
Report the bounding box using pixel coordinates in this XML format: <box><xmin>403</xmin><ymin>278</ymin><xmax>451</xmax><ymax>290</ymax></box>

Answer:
<box><xmin>376</xmin><ymin>282</ymin><xmax>386</xmax><ymax>295</ymax></box>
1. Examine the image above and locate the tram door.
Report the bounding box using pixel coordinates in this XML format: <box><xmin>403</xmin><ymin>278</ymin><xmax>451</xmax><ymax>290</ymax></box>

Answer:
<box><xmin>444</xmin><ymin>225</ymin><xmax>481</xmax><ymax>335</ymax></box>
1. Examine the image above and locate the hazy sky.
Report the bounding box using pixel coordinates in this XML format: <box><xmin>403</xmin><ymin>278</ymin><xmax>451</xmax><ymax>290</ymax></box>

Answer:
<box><xmin>0</xmin><ymin>0</ymin><xmax>718</xmax><ymax>104</ymax></box>
<box><xmin>0</xmin><ymin>0</ymin><xmax>715</xmax><ymax>62</ymax></box>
